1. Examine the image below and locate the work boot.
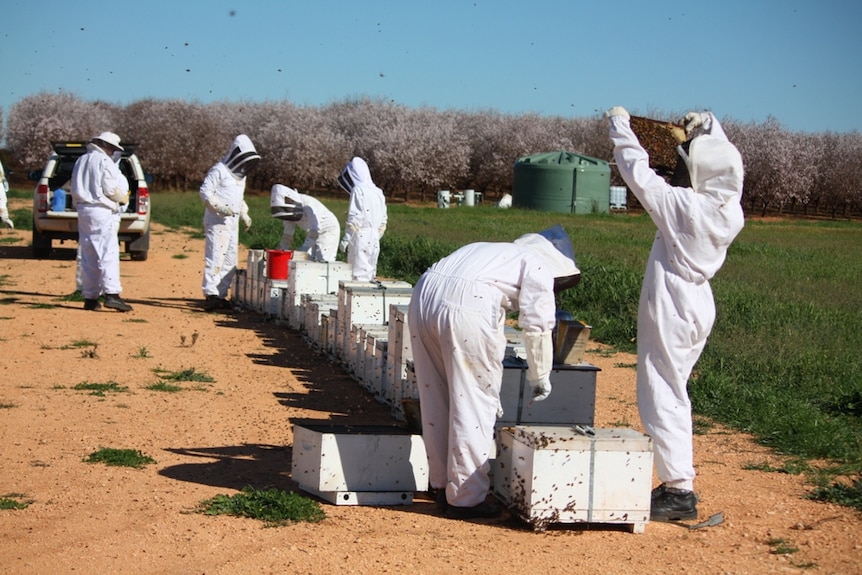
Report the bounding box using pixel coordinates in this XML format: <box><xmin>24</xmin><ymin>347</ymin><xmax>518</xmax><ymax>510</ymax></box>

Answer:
<box><xmin>427</xmin><ymin>487</ymin><xmax>448</xmax><ymax>512</ymax></box>
<box><xmin>203</xmin><ymin>295</ymin><xmax>221</xmax><ymax>312</ymax></box>
<box><xmin>103</xmin><ymin>294</ymin><xmax>133</xmax><ymax>312</ymax></box>
<box><xmin>650</xmin><ymin>484</ymin><xmax>698</xmax><ymax>522</ymax></box>
<box><xmin>83</xmin><ymin>299</ymin><xmax>101</xmax><ymax>311</ymax></box>
<box><xmin>446</xmin><ymin>500</ymin><xmax>502</xmax><ymax>520</ymax></box>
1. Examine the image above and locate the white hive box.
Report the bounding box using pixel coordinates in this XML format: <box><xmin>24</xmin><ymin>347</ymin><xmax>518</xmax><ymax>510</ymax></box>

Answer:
<box><xmin>373</xmin><ymin>338</ymin><xmax>389</xmax><ymax>401</ymax></box>
<box><xmin>351</xmin><ymin>325</ymin><xmax>389</xmax><ymax>385</ymax></box>
<box><xmin>286</xmin><ymin>261</ymin><xmax>353</xmax><ymax>330</ymax></box>
<box><xmin>497</xmin><ymin>358</ymin><xmax>599</xmax><ymax>427</ymax></box>
<box><xmin>385</xmin><ymin>305</ymin><xmax>412</xmax><ymax>409</ymax></box>
<box><xmin>232</xmin><ymin>268</ymin><xmax>248</xmax><ymax>308</ymax></box>
<box><xmin>360</xmin><ymin>331</ymin><xmax>388</xmax><ymax>396</ymax></box>
<box><xmin>493</xmin><ymin>426</ymin><xmax>653</xmax><ymax>533</ymax></box>
<box><xmin>301</xmin><ymin>294</ymin><xmax>338</xmax><ymax>345</ymax></box>
<box><xmin>336</xmin><ymin>281</ymin><xmax>412</xmax><ymax>360</ymax></box>
<box><xmin>263</xmin><ymin>279</ymin><xmax>289</xmax><ymax>318</ymax></box>
<box><xmin>247</xmin><ymin>249</ymin><xmax>266</xmax><ymax>283</ymax></box>
<box><xmin>292</xmin><ymin>422</ymin><xmax>429</xmax><ymax>505</ymax></box>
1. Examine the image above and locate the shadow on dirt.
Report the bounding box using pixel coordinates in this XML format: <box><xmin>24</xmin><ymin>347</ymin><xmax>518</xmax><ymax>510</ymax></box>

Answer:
<box><xmin>159</xmin><ymin>443</ymin><xmax>297</xmax><ymax>493</ymax></box>
<box><xmin>159</xmin><ymin>306</ymin><xmax>402</xmax><ymax>492</ymax></box>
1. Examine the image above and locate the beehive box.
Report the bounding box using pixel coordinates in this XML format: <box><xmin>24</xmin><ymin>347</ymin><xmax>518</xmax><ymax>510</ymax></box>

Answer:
<box><xmin>385</xmin><ymin>305</ymin><xmax>412</xmax><ymax>409</ymax></box>
<box><xmin>301</xmin><ymin>294</ymin><xmax>338</xmax><ymax>345</ymax></box>
<box><xmin>286</xmin><ymin>261</ymin><xmax>353</xmax><ymax>330</ymax></box>
<box><xmin>292</xmin><ymin>422</ymin><xmax>429</xmax><ymax>505</ymax></box>
<box><xmin>493</xmin><ymin>426</ymin><xmax>653</xmax><ymax>532</ymax></box>
<box><xmin>351</xmin><ymin>325</ymin><xmax>389</xmax><ymax>387</ymax></box>
<box><xmin>361</xmin><ymin>331</ymin><xmax>388</xmax><ymax>397</ymax></box>
<box><xmin>336</xmin><ymin>282</ymin><xmax>412</xmax><ymax>360</ymax></box>
<box><xmin>553</xmin><ymin>320</ymin><xmax>592</xmax><ymax>365</ymax></box>
<box><xmin>497</xmin><ymin>358</ymin><xmax>599</xmax><ymax>427</ymax></box>
<box><xmin>232</xmin><ymin>268</ymin><xmax>247</xmax><ymax>308</ymax></box>
<box><xmin>263</xmin><ymin>279</ymin><xmax>289</xmax><ymax>318</ymax></box>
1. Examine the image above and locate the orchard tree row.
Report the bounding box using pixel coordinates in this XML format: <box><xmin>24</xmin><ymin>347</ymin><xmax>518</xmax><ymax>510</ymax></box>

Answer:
<box><xmin>4</xmin><ymin>92</ymin><xmax>861</xmax><ymax>217</ymax></box>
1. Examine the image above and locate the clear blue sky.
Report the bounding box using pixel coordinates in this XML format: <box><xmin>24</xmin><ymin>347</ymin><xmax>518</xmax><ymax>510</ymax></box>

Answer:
<box><xmin>2</xmin><ymin>0</ymin><xmax>860</xmax><ymax>135</ymax></box>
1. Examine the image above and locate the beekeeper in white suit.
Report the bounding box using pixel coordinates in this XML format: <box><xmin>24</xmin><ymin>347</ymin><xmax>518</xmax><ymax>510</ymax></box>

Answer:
<box><xmin>71</xmin><ymin>132</ymin><xmax>133</xmax><ymax>312</ymax></box>
<box><xmin>270</xmin><ymin>184</ymin><xmax>341</xmax><ymax>262</ymax></box>
<box><xmin>0</xmin><ymin>160</ymin><xmax>13</xmax><ymax>228</ymax></box>
<box><xmin>606</xmin><ymin>107</ymin><xmax>744</xmax><ymax>522</ymax></box>
<box><xmin>409</xmin><ymin>224</ymin><xmax>580</xmax><ymax>519</ymax></box>
<box><xmin>337</xmin><ymin>157</ymin><xmax>387</xmax><ymax>281</ymax></box>
<box><xmin>200</xmin><ymin>134</ymin><xmax>259</xmax><ymax>311</ymax></box>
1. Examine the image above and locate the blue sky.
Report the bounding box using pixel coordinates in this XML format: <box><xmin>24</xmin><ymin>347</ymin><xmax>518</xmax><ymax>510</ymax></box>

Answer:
<box><xmin>2</xmin><ymin>0</ymin><xmax>860</xmax><ymax>134</ymax></box>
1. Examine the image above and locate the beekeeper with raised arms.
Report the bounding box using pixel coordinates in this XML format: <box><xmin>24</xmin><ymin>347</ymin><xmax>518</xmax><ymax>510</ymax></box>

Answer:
<box><xmin>270</xmin><ymin>184</ymin><xmax>341</xmax><ymax>262</ymax></box>
<box><xmin>337</xmin><ymin>157</ymin><xmax>387</xmax><ymax>281</ymax></box>
<box><xmin>605</xmin><ymin>107</ymin><xmax>744</xmax><ymax>521</ymax></box>
<box><xmin>200</xmin><ymin>134</ymin><xmax>259</xmax><ymax>311</ymax></box>
<box><xmin>409</xmin><ymin>224</ymin><xmax>580</xmax><ymax>519</ymax></box>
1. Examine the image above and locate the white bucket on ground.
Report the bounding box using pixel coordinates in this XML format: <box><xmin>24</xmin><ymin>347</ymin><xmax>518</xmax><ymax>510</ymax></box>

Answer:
<box><xmin>464</xmin><ymin>189</ymin><xmax>476</xmax><ymax>206</ymax></box>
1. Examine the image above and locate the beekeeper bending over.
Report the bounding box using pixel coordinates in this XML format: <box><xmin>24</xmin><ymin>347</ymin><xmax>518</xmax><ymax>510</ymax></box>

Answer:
<box><xmin>200</xmin><ymin>134</ymin><xmax>259</xmax><ymax>312</ymax></box>
<box><xmin>270</xmin><ymin>184</ymin><xmax>341</xmax><ymax>262</ymax></box>
<box><xmin>409</xmin><ymin>225</ymin><xmax>580</xmax><ymax>519</ymax></box>
<box><xmin>606</xmin><ymin>107</ymin><xmax>744</xmax><ymax>522</ymax></box>
<box><xmin>337</xmin><ymin>157</ymin><xmax>387</xmax><ymax>281</ymax></box>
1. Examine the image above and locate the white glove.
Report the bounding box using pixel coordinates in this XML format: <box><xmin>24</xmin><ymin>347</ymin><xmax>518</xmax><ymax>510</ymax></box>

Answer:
<box><xmin>240</xmin><ymin>201</ymin><xmax>252</xmax><ymax>231</ymax></box>
<box><xmin>605</xmin><ymin>106</ymin><xmax>630</xmax><ymax>120</ymax></box>
<box><xmin>683</xmin><ymin>112</ymin><xmax>705</xmax><ymax>137</ymax></box>
<box><xmin>339</xmin><ymin>238</ymin><xmax>349</xmax><ymax>253</ymax></box>
<box><xmin>105</xmin><ymin>186</ymin><xmax>130</xmax><ymax>205</ymax></box>
<box><xmin>522</xmin><ymin>330</ymin><xmax>554</xmax><ymax>402</ymax></box>
<box><xmin>206</xmin><ymin>200</ymin><xmax>235</xmax><ymax>218</ymax></box>
<box><xmin>530</xmin><ymin>376</ymin><xmax>552</xmax><ymax>402</ymax></box>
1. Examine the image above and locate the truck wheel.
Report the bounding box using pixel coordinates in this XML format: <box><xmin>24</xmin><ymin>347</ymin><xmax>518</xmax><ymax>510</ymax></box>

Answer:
<box><xmin>32</xmin><ymin>222</ymin><xmax>52</xmax><ymax>259</ymax></box>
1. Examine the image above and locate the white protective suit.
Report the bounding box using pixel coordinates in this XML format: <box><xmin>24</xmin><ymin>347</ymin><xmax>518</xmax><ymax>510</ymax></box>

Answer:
<box><xmin>200</xmin><ymin>135</ymin><xmax>259</xmax><ymax>299</ymax></box>
<box><xmin>338</xmin><ymin>157</ymin><xmax>387</xmax><ymax>281</ymax></box>
<box><xmin>0</xmin><ymin>160</ymin><xmax>13</xmax><ymax>228</ymax></box>
<box><xmin>608</xmin><ymin>110</ymin><xmax>744</xmax><ymax>492</ymax></box>
<box><xmin>70</xmin><ymin>140</ymin><xmax>130</xmax><ymax>300</ymax></box>
<box><xmin>270</xmin><ymin>184</ymin><xmax>341</xmax><ymax>262</ymax></box>
<box><xmin>408</xmin><ymin>227</ymin><xmax>579</xmax><ymax>508</ymax></box>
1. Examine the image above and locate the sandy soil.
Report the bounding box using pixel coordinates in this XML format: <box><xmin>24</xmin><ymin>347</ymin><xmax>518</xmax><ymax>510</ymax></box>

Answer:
<box><xmin>0</xmin><ymin>197</ymin><xmax>859</xmax><ymax>575</ymax></box>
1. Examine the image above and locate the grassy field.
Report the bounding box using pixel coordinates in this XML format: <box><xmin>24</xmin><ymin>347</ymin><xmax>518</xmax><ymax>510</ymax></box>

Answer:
<box><xmin>9</xmin><ymin>188</ymin><xmax>862</xmax><ymax>507</ymax></box>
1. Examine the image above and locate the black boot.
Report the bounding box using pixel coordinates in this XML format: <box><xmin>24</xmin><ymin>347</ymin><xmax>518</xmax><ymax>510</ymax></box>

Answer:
<box><xmin>104</xmin><ymin>294</ymin><xmax>132</xmax><ymax>312</ymax></box>
<box><xmin>203</xmin><ymin>295</ymin><xmax>221</xmax><ymax>312</ymax></box>
<box><xmin>84</xmin><ymin>299</ymin><xmax>101</xmax><ymax>311</ymax></box>
<box><xmin>650</xmin><ymin>484</ymin><xmax>698</xmax><ymax>521</ymax></box>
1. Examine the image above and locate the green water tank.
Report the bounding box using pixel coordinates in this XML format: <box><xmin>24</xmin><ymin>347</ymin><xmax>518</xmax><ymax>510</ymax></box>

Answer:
<box><xmin>512</xmin><ymin>151</ymin><xmax>611</xmax><ymax>214</ymax></box>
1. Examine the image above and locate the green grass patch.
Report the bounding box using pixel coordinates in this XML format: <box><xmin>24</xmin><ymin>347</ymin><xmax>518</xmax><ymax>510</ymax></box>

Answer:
<box><xmin>154</xmin><ymin>367</ymin><xmax>214</xmax><ymax>383</ymax></box>
<box><xmin>172</xmin><ymin>253</ymin><xmax>190</xmax><ymax>259</ymax></box>
<box><xmin>73</xmin><ymin>381</ymin><xmax>129</xmax><ymax>396</ymax></box>
<box><xmin>84</xmin><ymin>448</ymin><xmax>156</xmax><ymax>468</ymax></box>
<box><xmin>145</xmin><ymin>381</ymin><xmax>183</xmax><ymax>392</ymax></box>
<box><xmin>0</xmin><ymin>236</ymin><xmax>21</xmax><ymax>245</ymax></box>
<box><xmin>132</xmin><ymin>347</ymin><xmax>151</xmax><ymax>358</ymax></box>
<box><xmin>0</xmin><ymin>401</ymin><xmax>15</xmax><ymax>409</ymax></box>
<box><xmin>0</xmin><ymin>493</ymin><xmax>33</xmax><ymax>510</ymax></box>
<box><xmin>197</xmin><ymin>486</ymin><xmax>326</xmax><ymax>526</ymax></box>
<box><xmin>28</xmin><ymin>303</ymin><xmax>56</xmax><ymax>309</ymax></box>
<box><xmin>0</xmin><ymin>297</ymin><xmax>18</xmax><ymax>305</ymax></box>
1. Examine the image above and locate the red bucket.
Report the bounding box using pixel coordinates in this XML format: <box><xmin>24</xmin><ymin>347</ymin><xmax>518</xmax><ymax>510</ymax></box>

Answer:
<box><xmin>266</xmin><ymin>249</ymin><xmax>293</xmax><ymax>280</ymax></box>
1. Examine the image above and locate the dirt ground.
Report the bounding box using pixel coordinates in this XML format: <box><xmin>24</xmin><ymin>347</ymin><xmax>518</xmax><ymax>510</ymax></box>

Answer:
<box><xmin>0</xmin><ymin>197</ymin><xmax>859</xmax><ymax>575</ymax></box>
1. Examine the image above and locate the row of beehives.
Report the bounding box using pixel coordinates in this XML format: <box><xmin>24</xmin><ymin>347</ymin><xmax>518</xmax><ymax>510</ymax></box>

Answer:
<box><xmin>234</xmin><ymin>250</ymin><xmax>422</xmax><ymax>421</ymax></box>
<box><xmin>234</xmin><ymin>250</ymin><xmax>654</xmax><ymax>532</ymax></box>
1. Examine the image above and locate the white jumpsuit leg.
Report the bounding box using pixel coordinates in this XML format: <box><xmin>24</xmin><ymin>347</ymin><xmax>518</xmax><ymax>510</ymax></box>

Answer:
<box><xmin>409</xmin><ymin>272</ymin><xmax>504</xmax><ymax>507</ymax></box>
<box><xmin>77</xmin><ymin>205</ymin><xmax>122</xmax><ymax>299</ymax></box>
<box><xmin>348</xmin><ymin>228</ymin><xmax>380</xmax><ymax>281</ymax></box>
<box><xmin>637</xmin><ymin>242</ymin><xmax>715</xmax><ymax>487</ymax></box>
<box><xmin>202</xmin><ymin>212</ymin><xmax>239</xmax><ymax>298</ymax></box>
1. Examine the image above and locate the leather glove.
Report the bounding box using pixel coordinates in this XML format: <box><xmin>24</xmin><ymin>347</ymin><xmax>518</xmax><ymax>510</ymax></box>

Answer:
<box><xmin>605</xmin><ymin>106</ymin><xmax>630</xmax><ymax>120</ymax></box>
<box><xmin>529</xmin><ymin>376</ymin><xmax>552</xmax><ymax>402</ymax></box>
<box><xmin>339</xmin><ymin>238</ymin><xmax>349</xmax><ymax>253</ymax></box>
<box><xmin>683</xmin><ymin>112</ymin><xmax>705</xmax><ymax>136</ymax></box>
